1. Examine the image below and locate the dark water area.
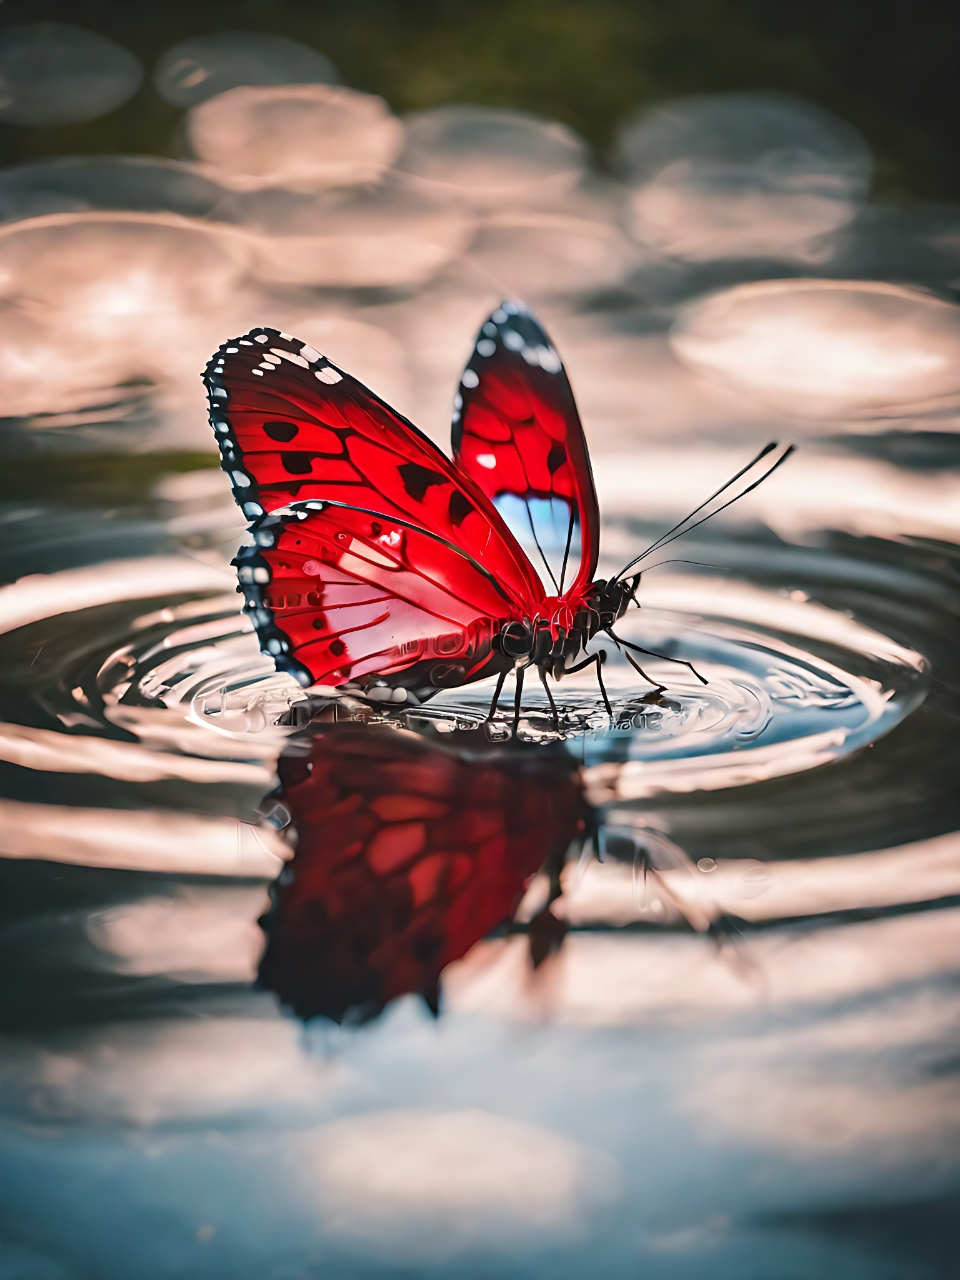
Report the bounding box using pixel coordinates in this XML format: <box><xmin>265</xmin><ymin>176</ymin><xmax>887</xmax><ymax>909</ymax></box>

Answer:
<box><xmin>0</xmin><ymin>6</ymin><xmax>959</xmax><ymax>1280</ymax></box>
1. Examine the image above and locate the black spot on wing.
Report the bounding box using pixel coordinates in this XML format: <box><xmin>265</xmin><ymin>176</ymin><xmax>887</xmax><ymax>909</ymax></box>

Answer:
<box><xmin>282</xmin><ymin>453</ymin><xmax>313</xmax><ymax>475</ymax></box>
<box><xmin>398</xmin><ymin>463</ymin><xmax>448</xmax><ymax>502</ymax></box>
<box><xmin>264</xmin><ymin>420</ymin><xmax>299</xmax><ymax>442</ymax></box>
<box><xmin>448</xmin><ymin>490</ymin><xmax>473</xmax><ymax>526</ymax></box>
<box><xmin>547</xmin><ymin>443</ymin><xmax>566</xmax><ymax>473</ymax></box>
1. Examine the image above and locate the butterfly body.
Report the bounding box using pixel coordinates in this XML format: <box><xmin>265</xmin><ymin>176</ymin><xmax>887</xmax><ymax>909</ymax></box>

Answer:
<box><xmin>498</xmin><ymin>577</ymin><xmax>637</xmax><ymax>669</ymax></box>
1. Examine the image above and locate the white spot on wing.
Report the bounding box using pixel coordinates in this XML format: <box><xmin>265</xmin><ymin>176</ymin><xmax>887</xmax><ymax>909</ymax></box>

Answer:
<box><xmin>347</xmin><ymin>537</ymin><xmax>397</xmax><ymax>568</ymax></box>
<box><xmin>271</xmin><ymin>348</ymin><xmax>309</xmax><ymax>368</ymax></box>
<box><xmin>476</xmin><ymin>339</ymin><xmax>496</xmax><ymax>357</ymax></box>
<box><xmin>502</xmin><ymin>330</ymin><xmax>524</xmax><ymax>351</ymax></box>
<box><xmin>300</xmin><ymin>345</ymin><xmax>321</xmax><ymax>364</ymax></box>
<box><xmin>461</xmin><ymin>369</ymin><xmax>479</xmax><ymax>388</ymax></box>
<box><xmin>254</xmin><ymin>334</ymin><xmax>269</xmax><ymax>344</ymax></box>
<box><xmin>476</xmin><ymin>453</ymin><xmax>497</xmax><ymax>469</ymax></box>
<box><xmin>315</xmin><ymin>367</ymin><xmax>342</xmax><ymax>384</ymax></box>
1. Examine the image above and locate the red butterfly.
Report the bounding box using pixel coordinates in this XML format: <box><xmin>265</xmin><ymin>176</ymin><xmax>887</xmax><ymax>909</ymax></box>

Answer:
<box><xmin>258</xmin><ymin>726</ymin><xmax>587</xmax><ymax>1022</ymax></box>
<box><xmin>204</xmin><ymin>303</ymin><xmax>791</xmax><ymax>717</ymax></box>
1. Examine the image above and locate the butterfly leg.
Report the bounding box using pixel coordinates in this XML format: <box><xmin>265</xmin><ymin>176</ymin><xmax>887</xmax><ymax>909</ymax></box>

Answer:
<box><xmin>619</xmin><ymin>644</ymin><xmax>666</xmax><ymax>694</ymax></box>
<box><xmin>512</xmin><ymin>662</ymin><xmax>527</xmax><ymax>738</ymax></box>
<box><xmin>538</xmin><ymin>663</ymin><xmax>560</xmax><ymax>731</ymax></box>
<box><xmin>487</xmin><ymin>666</ymin><xmax>509</xmax><ymax>720</ymax></box>
<box><xmin>594</xmin><ymin>651</ymin><xmax>612</xmax><ymax>717</ymax></box>
<box><xmin>559</xmin><ymin>649</ymin><xmax>611</xmax><ymax>715</ymax></box>
<box><xmin>560</xmin><ymin>649</ymin><xmax>611</xmax><ymax>714</ymax></box>
<box><xmin>563</xmin><ymin>650</ymin><xmax>604</xmax><ymax>675</ymax></box>
<box><xmin>607</xmin><ymin>629</ymin><xmax>708</xmax><ymax>686</ymax></box>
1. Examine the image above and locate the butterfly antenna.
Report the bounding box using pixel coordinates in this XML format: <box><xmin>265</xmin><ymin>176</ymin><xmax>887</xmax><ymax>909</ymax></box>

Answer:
<box><xmin>630</xmin><ymin>445</ymin><xmax>794</xmax><ymax>566</ymax></box>
<box><xmin>632</xmin><ymin>558</ymin><xmax>726</xmax><ymax>579</ymax></box>
<box><xmin>613</xmin><ymin>443</ymin><xmax>791</xmax><ymax>582</ymax></box>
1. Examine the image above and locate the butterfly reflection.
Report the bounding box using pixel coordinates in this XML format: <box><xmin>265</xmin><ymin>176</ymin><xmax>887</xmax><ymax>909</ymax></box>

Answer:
<box><xmin>258</xmin><ymin>723</ymin><xmax>589</xmax><ymax>1024</ymax></box>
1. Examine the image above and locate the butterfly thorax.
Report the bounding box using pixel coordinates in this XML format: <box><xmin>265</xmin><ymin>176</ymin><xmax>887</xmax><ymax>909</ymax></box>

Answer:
<box><xmin>497</xmin><ymin>576</ymin><xmax>638</xmax><ymax>678</ymax></box>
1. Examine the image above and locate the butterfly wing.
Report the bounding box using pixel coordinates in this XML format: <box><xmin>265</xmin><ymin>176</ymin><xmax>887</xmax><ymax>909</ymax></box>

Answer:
<box><xmin>237</xmin><ymin>501</ymin><xmax>513</xmax><ymax>690</ymax></box>
<box><xmin>451</xmin><ymin>302</ymin><xmax>600</xmax><ymax>600</ymax></box>
<box><xmin>258</xmin><ymin>727</ymin><xmax>585</xmax><ymax>1022</ymax></box>
<box><xmin>204</xmin><ymin>327</ymin><xmax>543</xmax><ymax>610</ymax></box>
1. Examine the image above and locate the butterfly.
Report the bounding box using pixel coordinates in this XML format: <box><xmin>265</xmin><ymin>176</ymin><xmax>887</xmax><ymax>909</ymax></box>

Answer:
<box><xmin>204</xmin><ymin>302</ymin><xmax>792</xmax><ymax>719</ymax></box>
<box><xmin>258</xmin><ymin>725</ymin><xmax>587</xmax><ymax>1022</ymax></box>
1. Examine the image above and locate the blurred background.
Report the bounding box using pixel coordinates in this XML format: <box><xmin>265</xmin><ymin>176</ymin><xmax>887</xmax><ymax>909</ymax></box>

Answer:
<box><xmin>1</xmin><ymin>4</ymin><xmax>960</xmax><ymax>1279</ymax></box>
<box><xmin>3</xmin><ymin>0</ymin><xmax>960</xmax><ymax>201</ymax></box>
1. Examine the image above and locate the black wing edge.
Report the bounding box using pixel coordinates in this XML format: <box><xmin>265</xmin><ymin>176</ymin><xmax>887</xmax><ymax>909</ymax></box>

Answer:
<box><xmin>203</xmin><ymin>326</ymin><xmax>339</xmax><ymax>688</ymax></box>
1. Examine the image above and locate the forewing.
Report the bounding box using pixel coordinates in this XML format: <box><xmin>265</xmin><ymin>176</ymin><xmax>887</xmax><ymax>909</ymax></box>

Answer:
<box><xmin>204</xmin><ymin>326</ymin><xmax>543</xmax><ymax>612</ymax></box>
<box><xmin>258</xmin><ymin>728</ymin><xmax>585</xmax><ymax>1023</ymax></box>
<box><xmin>452</xmin><ymin>302</ymin><xmax>600</xmax><ymax>598</ymax></box>
<box><xmin>238</xmin><ymin>503</ymin><xmax>512</xmax><ymax>689</ymax></box>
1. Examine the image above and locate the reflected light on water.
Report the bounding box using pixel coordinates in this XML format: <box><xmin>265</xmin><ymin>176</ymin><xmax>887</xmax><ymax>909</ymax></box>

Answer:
<box><xmin>7</xmin><ymin>1016</ymin><xmax>344</xmax><ymax>1125</ymax></box>
<box><xmin>444</xmin><ymin>908</ymin><xmax>960</xmax><ymax>1026</ymax></box>
<box><xmin>306</xmin><ymin>1108</ymin><xmax>618</xmax><ymax>1260</ymax></box>
<box><xmin>397</xmin><ymin>104</ymin><xmax>587</xmax><ymax>209</ymax></box>
<box><xmin>0</xmin><ymin>22</ymin><xmax>143</xmax><ymax>127</ymax></box>
<box><xmin>672</xmin><ymin>278</ymin><xmax>960</xmax><ymax>417</ymax></box>
<box><xmin>213</xmin><ymin>177</ymin><xmax>475</xmax><ymax>288</ymax></box>
<box><xmin>186</xmin><ymin>84</ymin><xmax>404</xmax><ymax>191</ymax></box>
<box><xmin>0</xmin><ymin>556</ymin><xmax>228</xmax><ymax>634</ymax></box>
<box><xmin>616</xmin><ymin>93</ymin><xmax>871</xmax><ymax>263</ymax></box>
<box><xmin>0</xmin><ymin>720</ymin><xmax>273</xmax><ymax>786</ymax></box>
<box><xmin>0</xmin><ymin>799</ymin><xmax>287</xmax><ymax>876</ymax></box>
<box><xmin>594</xmin><ymin>446</ymin><xmax>960</xmax><ymax>542</ymax></box>
<box><xmin>468</xmin><ymin>212</ymin><xmax>638</xmax><ymax>299</ymax></box>
<box><xmin>558</xmin><ymin>830</ymin><xmax>960</xmax><ymax>926</ymax></box>
<box><xmin>153</xmin><ymin>30</ymin><xmax>338</xmax><ymax>108</ymax></box>
<box><xmin>0</xmin><ymin>211</ymin><xmax>246</xmax><ymax>316</ymax></box>
<box><xmin>87</xmin><ymin>884</ymin><xmax>269</xmax><ymax>982</ymax></box>
<box><xmin>0</xmin><ymin>156</ymin><xmax>230</xmax><ymax>224</ymax></box>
